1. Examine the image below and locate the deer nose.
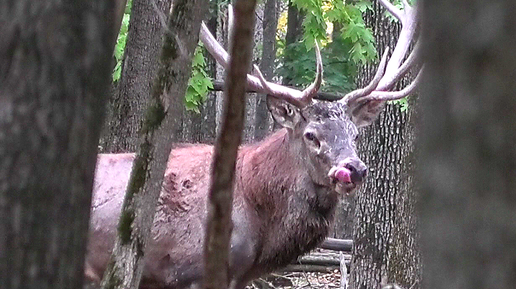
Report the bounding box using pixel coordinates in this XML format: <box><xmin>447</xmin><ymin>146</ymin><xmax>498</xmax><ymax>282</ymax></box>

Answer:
<box><xmin>345</xmin><ymin>160</ymin><xmax>368</xmax><ymax>184</ymax></box>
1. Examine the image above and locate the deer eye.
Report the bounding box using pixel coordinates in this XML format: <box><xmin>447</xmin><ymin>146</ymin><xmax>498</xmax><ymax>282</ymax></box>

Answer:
<box><xmin>304</xmin><ymin>132</ymin><xmax>321</xmax><ymax>148</ymax></box>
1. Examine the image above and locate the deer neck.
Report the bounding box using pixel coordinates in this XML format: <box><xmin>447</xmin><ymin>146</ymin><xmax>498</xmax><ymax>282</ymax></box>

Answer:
<box><xmin>237</xmin><ymin>128</ymin><xmax>336</xmax><ymax>219</ymax></box>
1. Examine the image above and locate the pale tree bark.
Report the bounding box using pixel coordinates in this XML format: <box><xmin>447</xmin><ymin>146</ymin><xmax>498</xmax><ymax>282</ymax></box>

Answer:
<box><xmin>99</xmin><ymin>0</ymin><xmax>208</xmax><ymax>288</ymax></box>
<box><xmin>350</xmin><ymin>1</ymin><xmax>421</xmax><ymax>288</ymax></box>
<box><xmin>0</xmin><ymin>1</ymin><xmax>115</xmax><ymax>289</ymax></box>
<box><xmin>419</xmin><ymin>1</ymin><xmax>516</xmax><ymax>288</ymax></box>
<box><xmin>203</xmin><ymin>0</ymin><xmax>257</xmax><ymax>287</ymax></box>
<box><xmin>101</xmin><ymin>0</ymin><xmax>173</xmax><ymax>152</ymax></box>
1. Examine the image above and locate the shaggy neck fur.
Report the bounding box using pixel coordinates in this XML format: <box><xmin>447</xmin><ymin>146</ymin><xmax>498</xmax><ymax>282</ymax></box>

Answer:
<box><xmin>236</xmin><ymin>128</ymin><xmax>339</xmax><ymax>271</ymax></box>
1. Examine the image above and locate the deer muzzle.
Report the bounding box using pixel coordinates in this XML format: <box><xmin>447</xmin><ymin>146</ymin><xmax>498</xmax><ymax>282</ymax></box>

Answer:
<box><xmin>328</xmin><ymin>158</ymin><xmax>367</xmax><ymax>194</ymax></box>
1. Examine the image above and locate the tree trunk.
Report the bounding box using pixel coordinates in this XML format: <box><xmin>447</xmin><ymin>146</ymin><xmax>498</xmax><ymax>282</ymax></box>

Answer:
<box><xmin>99</xmin><ymin>0</ymin><xmax>208</xmax><ymax>288</ymax></box>
<box><xmin>199</xmin><ymin>3</ymin><xmax>220</xmax><ymax>145</ymax></box>
<box><xmin>254</xmin><ymin>0</ymin><xmax>278</xmax><ymax>141</ymax></box>
<box><xmin>180</xmin><ymin>2</ymin><xmax>219</xmax><ymax>144</ymax></box>
<box><xmin>350</xmin><ymin>1</ymin><xmax>421</xmax><ymax>288</ymax></box>
<box><xmin>215</xmin><ymin>3</ymin><xmax>229</xmax><ymax>135</ymax></box>
<box><xmin>203</xmin><ymin>0</ymin><xmax>257</xmax><ymax>287</ymax></box>
<box><xmin>419</xmin><ymin>1</ymin><xmax>516</xmax><ymax>288</ymax></box>
<box><xmin>101</xmin><ymin>0</ymin><xmax>172</xmax><ymax>153</ymax></box>
<box><xmin>282</xmin><ymin>0</ymin><xmax>304</xmax><ymax>87</ymax></box>
<box><xmin>0</xmin><ymin>1</ymin><xmax>115</xmax><ymax>289</ymax></box>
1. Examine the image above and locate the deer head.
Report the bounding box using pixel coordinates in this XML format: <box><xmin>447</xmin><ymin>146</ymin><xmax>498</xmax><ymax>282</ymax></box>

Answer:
<box><xmin>200</xmin><ymin>0</ymin><xmax>420</xmax><ymax>195</ymax></box>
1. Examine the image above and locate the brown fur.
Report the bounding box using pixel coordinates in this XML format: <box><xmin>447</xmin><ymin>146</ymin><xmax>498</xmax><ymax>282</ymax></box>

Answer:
<box><xmin>86</xmin><ymin>100</ymin><xmax>367</xmax><ymax>289</ymax></box>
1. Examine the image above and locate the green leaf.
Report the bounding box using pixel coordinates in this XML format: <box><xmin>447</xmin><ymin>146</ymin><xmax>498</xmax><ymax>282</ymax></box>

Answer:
<box><xmin>185</xmin><ymin>43</ymin><xmax>213</xmax><ymax>112</ymax></box>
<box><xmin>112</xmin><ymin>4</ymin><xmax>131</xmax><ymax>82</ymax></box>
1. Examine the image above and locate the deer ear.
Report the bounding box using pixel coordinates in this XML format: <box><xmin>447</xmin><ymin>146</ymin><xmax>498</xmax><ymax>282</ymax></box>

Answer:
<box><xmin>267</xmin><ymin>96</ymin><xmax>302</xmax><ymax>129</ymax></box>
<box><xmin>348</xmin><ymin>100</ymin><xmax>385</xmax><ymax>128</ymax></box>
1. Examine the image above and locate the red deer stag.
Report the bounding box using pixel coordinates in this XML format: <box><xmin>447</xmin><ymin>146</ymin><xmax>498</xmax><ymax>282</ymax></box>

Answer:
<box><xmin>85</xmin><ymin>1</ymin><xmax>420</xmax><ymax>288</ymax></box>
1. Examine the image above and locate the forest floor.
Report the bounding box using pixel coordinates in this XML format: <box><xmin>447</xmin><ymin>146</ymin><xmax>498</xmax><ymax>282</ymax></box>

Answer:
<box><xmin>250</xmin><ymin>270</ymin><xmax>344</xmax><ymax>289</ymax></box>
<box><xmin>248</xmin><ymin>249</ymin><xmax>349</xmax><ymax>289</ymax></box>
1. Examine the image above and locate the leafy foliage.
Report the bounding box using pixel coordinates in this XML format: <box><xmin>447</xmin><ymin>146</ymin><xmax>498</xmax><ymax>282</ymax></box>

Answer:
<box><xmin>278</xmin><ymin>0</ymin><xmax>378</xmax><ymax>94</ymax></box>
<box><xmin>278</xmin><ymin>39</ymin><xmax>356</xmax><ymax>93</ymax></box>
<box><xmin>111</xmin><ymin>0</ymin><xmax>213</xmax><ymax>111</ymax></box>
<box><xmin>113</xmin><ymin>1</ymin><xmax>132</xmax><ymax>82</ymax></box>
<box><xmin>185</xmin><ymin>45</ymin><xmax>213</xmax><ymax>113</ymax></box>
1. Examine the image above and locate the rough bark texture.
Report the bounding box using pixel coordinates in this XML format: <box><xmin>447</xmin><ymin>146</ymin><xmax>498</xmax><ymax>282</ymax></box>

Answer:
<box><xmin>0</xmin><ymin>1</ymin><xmax>115</xmax><ymax>288</ymax></box>
<box><xmin>254</xmin><ymin>0</ymin><xmax>278</xmax><ymax>141</ymax></box>
<box><xmin>282</xmin><ymin>0</ymin><xmax>304</xmax><ymax>87</ymax></box>
<box><xmin>419</xmin><ymin>1</ymin><xmax>516</xmax><ymax>288</ymax></box>
<box><xmin>199</xmin><ymin>3</ymin><xmax>220</xmax><ymax>145</ymax></box>
<box><xmin>203</xmin><ymin>0</ymin><xmax>257</xmax><ymax>287</ymax></box>
<box><xmin>99</xmin><ymin>0</ymin><xmax>207</xmax><ymax>288</ymax></box>
<box><xmin>350</xmin><ymin>1</ymin><xmax>421</xmax><ymax>288</ymax></box>
<box><xmin>113</xmin><ymin>0</ymin><xmax>129</xmax><ymax>51</ymax></box>
<box><xmin>179</xmin><ymin>0</ymin><xmax>219</xmax><ymax>145</ymax></box>
<box><xmin>215</xmin><ymin>3</ymin><xmax>229</xmax><ymax>134</ymax></box>
<box><xmin>329</xmin><ymin>23</ymin><xmax>355</xmax><ymax>241</ymax></box>
<box><xmin>101</xmin><ymin>0</ymin><xmax>172</xmax><ymax>153</ymax></box>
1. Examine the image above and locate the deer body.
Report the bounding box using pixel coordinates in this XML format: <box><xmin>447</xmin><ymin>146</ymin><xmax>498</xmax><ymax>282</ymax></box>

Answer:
<box><xmin>87</xmin><ymin>0</ymin><xmax>420</xmax><ymax>284</ymax></box>
<box><xmin>86</xmin><ymin>101</ymin><xmax>368</xmax><ymax>289</ymax></box>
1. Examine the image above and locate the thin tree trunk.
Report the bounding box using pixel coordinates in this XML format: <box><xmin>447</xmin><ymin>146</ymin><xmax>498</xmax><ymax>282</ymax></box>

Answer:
<box><xmin>254</xmin><ymin>0</ymin><xmax>278</xmax><ymax>141</ymax></box>
<box><xmin>99</xmin><ymin>1</ymin><xmax>208</xmax><ymax>288</ymax></box>
<box><xmin>282</xmin><ymin>0</ymin><xmax>304</xmax><ymax>87</ymax></box>
<box><xmin>350</xmin><ymin>1</ymin><xmax>421</xmax><ymax>288</ymax></box>
<box><xmin>203</xmin><ymin>0</ymin><xmax>257</xmax><ymax>287</ymax></box>
<box><xmin>215</xmin><ymin>3</ymin><xmax>229</xmax><ymax>134</ymax></box>
<box><xmin>101</xmin><ymin>0</ymin><xmax>172</xmax><ymax>152</ymax></box>
<box><xmin>419</xmin><ymin>1</ymin><xmax>516</xmax><ymax>288</ymax></box>
<box><xmin>0</xmin><ymin>1</ymin><xmax>115</xmax><ymax>288</ymax></box>
<box><xmin>113</xmin><ymin>0</ymin><xmax>129</xmax><ymax>47</ymax></box>
<box><xmin>330</xmin><ymin>22</ymin><xmax>355</xmax><ymax>240</ymax></box>
<box><xmin>199</xmin><ymin>3</ymin><xmax>220</xmax><ymax>145</ymax></box>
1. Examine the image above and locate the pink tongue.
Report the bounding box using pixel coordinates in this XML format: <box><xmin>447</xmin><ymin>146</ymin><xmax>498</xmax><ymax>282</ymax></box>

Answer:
<box><xmin>335</xmin><ymin>168</ymin><xmax>352</xmax><ymax>183</ymax></box>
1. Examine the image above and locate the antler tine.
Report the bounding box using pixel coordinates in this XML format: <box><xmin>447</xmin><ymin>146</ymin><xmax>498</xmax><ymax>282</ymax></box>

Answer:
<box><xmin>343</xmin><ymin>0</ymin><xmax>419</xmax><ymax>111</ymax></box>
<box><xmin>200</xmin><ymin>22</ymin><xmax>229</xmax><ymax>68</ymax></box>
<box><xmin>377</xmin><ymin>8</ymin><xmax>417</xmax><ymax>90</ymax></box>
<box><xmin>200</xmin><ymin>18</ymin><xmax>322</xmax><ymax>108</ymax></box>
<box><xmin>377</xmin><ymin>38</ymin><xmax>420</xmax><ymax>91</ymax></box>
<box><xmin>252</xmin><ymin>64</ymin><xmax>273</xmax><ymax>95</ymax></box>
<box><xmin>400</xmin><ymin>0</ymin><xmax>411</xmax><ymax>10</ymax></box>
<box><xmin>378</xmin><ymin>0</ymin><xmax>403</xmax><ymax>22</ymax></box>
<box><xmin>340</xmin><ymin>48</ymin><xmax>390</xmax><ymax>105</ymax></box>
<box><xmin>298</xmin><ymin>42</ymin><xmax>323</xmax><ymax>105</ymax></box>
<box><xmin>359</xmin><ymin>65</ymin><xmax>424</xmax><ymax>102</ymax></box>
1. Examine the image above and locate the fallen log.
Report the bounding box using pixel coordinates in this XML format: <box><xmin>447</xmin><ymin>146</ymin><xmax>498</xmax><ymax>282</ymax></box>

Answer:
<box><xmin>319</xmin><ymin>238</ymin><xmax>353</xmax><ymax>252</ymax></box>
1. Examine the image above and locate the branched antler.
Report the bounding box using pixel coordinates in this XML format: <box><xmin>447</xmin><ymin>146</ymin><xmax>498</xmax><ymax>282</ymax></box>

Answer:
<box><xmin>200</xmin><ymin>18</ymin><xmax>322</xmax><ymax>108</ymax></box>
<box><xmin>200</xmin><ymin>1</ymin><xmax>419</xmax><ymax>111</ymax></box>
<box><xmin>341</xmin><ymin>0</ymin><xmax>420</xmax><ymax>108</ymax></box>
